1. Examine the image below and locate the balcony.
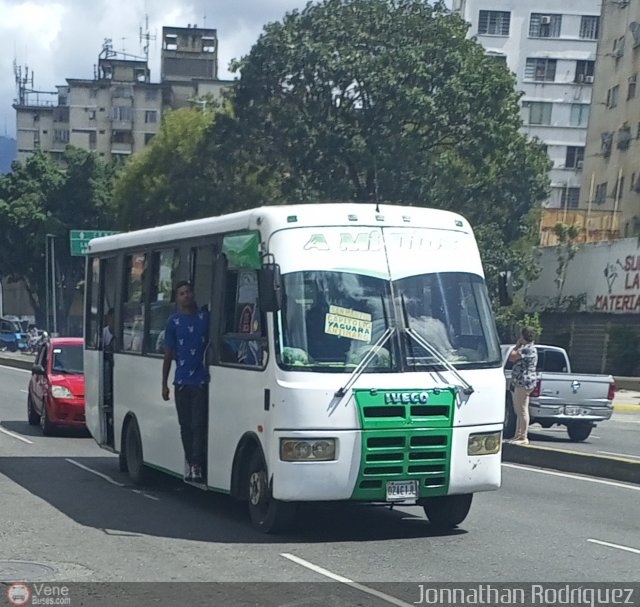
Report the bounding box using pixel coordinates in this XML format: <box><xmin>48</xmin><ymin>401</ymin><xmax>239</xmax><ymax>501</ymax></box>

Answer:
<box><xmin>539</xmin><ymin>208</ymin><xmax>622</xmax><ymax>246</ymax></box>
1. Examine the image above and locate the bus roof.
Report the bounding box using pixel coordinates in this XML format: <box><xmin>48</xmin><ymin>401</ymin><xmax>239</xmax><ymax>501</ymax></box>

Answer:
<box><xmin>87</xmin><ymin>203</ymin><xmax>471</xmax><ymax>254</ymax></box>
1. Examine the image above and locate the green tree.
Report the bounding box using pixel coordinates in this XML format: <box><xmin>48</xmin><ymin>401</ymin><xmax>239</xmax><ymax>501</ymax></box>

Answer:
<box><xmin>213</xmin><ymin>0</ymin><xmax>549</xmax><ymax>295</ymax></box>
<box><xmin>0</xmin><ymin>148</ymin><xmax>117</xmax><ymax>332</ymax></box>
<box><xmin>114</xmin><ymin>107</ymin><xmax>216</xmax><ymax>229</ymax></box>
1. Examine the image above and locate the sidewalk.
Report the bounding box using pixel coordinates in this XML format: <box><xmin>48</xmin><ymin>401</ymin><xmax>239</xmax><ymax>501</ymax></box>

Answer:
<box><xmin>613</xmin><ymin>388</ymin><xmax>640</xmax><ymax>411</ymax></box>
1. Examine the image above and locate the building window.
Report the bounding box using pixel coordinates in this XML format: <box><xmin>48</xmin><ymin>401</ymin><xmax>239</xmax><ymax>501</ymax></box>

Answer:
<box><xmin>202</xmin><ymin>36</ymin><xmax>217</xmax><ymax>52</ymax></box>
<box><xmin>112</xmin><ymin>131</ymin><xmax>133</xmax><ymax>144</ymax></box>
<box><xmin>113</xmin><ymin>85</ymin><xmax>133</xmax><ymax>99</ymax></box>
<box><xmin>527</xmin><ymin>102</ymin><xmax>552</xmax><ymax>125</ymax></box>
<box><xmin>111</xmin><ymin>106</ymin><xmax>133</xmax><ymax>121</ymax></box>
<box><xmin>565</xmin><ymin>146</ymin><xmax>585</xmax><ymax>169</ymax></box>
<box><xmin>525</xmin><ymin>58</ymin><xmax>557</xmax><ymax>82</ymax></box>
<box><xmin>560</xmin><ymin>187</ymin><xmax>580</xmax><ymax>209</ymax></box>
<box><xmin>617</xmin><ymin>124</ymin><xmax>632</xmax><ymax>150</ymax></box>
<box><xmin>575</xmin><ymin>60</ymin><xmax>595</xmax><ymax>83</ymax></box>
<box><xmin>478</xmin><ymin>10</ymin><xmax>511</xmax><ymax>36</ymax></box>
<box><xmin>601</xmin><ymin>132</ymin><xmax>613</xmax><ymax>157</ymax></box>
<box><xmin>628</xmin><ymin>75</ymin><xmax>637</xmax><ymax>100</ymax></box>
<box><xmin>529</xmin><ymin>14</ymin><xmax>562</xmax><ymax>38</ymax></box>
<box><xmin>570</xmin><ymin>104</ymin><xmax>590</xmax><ymax>127</ymax></box>
<box><xmin>53</xmin><ymin>129</ymin><xmax>69</xmax><ymax>143</ymax></box>
<box><xmin>595</xmin><ymin>182</ymin><xmax>607</xmax><ymax>205</ymax></box>
<box><xmin>145</xmin><ymin>110</ymin><xmax>158</xmax><ymax>124</ymax></box>
<box><xmin>606</xmin><ymin>85</ymin><xmax>620</xmax><ymax>109</ymax></box>
<box><xmin>579</xmin><ymin>16</ymin><xmax>599</xmax><ymax>40</ymax></box>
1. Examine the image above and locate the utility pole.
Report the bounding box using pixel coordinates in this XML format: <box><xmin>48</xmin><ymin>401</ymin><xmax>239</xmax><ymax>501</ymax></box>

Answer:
<box><xmin>45</xmin><ymin>235</ymin><xmax>50</xmax><ymax>332</ymax></box>
<box><xmin>51</xmin><ymin>235</ymin><xmax>57</xmax><ymax>336</ymax></box>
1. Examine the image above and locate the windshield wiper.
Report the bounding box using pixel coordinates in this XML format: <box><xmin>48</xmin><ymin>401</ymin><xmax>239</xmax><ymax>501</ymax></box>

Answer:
<box><xmin>332</xmin><ymin>326</ymin><xmax>396</xmax><ymax>401</ymax></box>
<box><xmin>399</xmin><ymin>295</ymin><xmax>474</xmax><ymax>395</ymax></box>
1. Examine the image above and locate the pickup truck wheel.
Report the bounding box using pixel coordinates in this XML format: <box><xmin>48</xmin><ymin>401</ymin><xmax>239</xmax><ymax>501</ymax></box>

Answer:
<box><xmin>566</xmin><ymin>422</ymin><xmax>593</xmax><ymax>442</ymax></box>
<box><xmin>422</xmin><ymin>494</ymin><xmax>473</xmax><ymax>529</ymax></box>
<box><xmin>504</xmin><ymin>393</ymin><xmax>516</xmax><ymax>439</ymax></box>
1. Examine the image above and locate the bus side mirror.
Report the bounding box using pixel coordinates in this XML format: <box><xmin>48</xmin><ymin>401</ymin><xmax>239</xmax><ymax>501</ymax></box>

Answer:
<box><xmin>259</xmin><ymin>262</ymin><xmax>282</xmax><ymax>312</ymax></box>
<box><xmin>498</xmin><ymin>271</ymin><xmax>513</xmax><ymax>306</ymax></box>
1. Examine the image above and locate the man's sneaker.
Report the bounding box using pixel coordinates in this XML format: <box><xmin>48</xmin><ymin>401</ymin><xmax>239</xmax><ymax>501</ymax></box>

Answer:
<box><xmin>191</xmin><ymin>465</ymin><xmax>203</xmax><ymax>483</ymax></box>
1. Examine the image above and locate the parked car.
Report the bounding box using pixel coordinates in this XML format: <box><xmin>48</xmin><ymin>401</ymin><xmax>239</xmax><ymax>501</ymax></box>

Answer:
<box><xmin>0</xmin><ymin>317</ymin><xmax>27</xmax><ymax>352</ymax></box>
<box><xmin>27</xmin><ymin>337</ymin><xmax>85</xmax><ymax>435</ymax></box>
<box><xmin>501</xmin><ymin>344</ymin><xmax>615</xmax><ymax>442</ymax></box>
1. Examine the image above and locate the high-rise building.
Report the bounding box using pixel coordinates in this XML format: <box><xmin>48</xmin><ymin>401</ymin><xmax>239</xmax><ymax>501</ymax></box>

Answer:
<box><xmin>579</xmin><ymin>0</ymin><xmax>640</xmax><ymax>239</ymax></box>
<box><xmin>452</xmin><ymin>1</ymin><xmax>601</xmax><ymax>240</ymax></box>
<box><xmin>13</xmin><ymin>26</ymin><xmax>231</xmax><ymax>164</ymax></box>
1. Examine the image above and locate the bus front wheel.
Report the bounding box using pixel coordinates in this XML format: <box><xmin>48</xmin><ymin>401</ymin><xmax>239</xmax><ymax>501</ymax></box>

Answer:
<box><xmin>421</xmin><ymin>494</ymin><xmax>473</xmax><ymax>529</ymax></box>
<box><xmin>247</xmin><ymin>450</ymin><xmax>297</xmax><ymax>534</ymax></box>
<box><xmin>124</xmin><ymin>418</ymin><xmax>147</xmax><ymax>485</ymax></box>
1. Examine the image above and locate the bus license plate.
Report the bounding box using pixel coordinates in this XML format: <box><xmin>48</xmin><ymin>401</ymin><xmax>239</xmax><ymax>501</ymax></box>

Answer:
<box><xmin>386</xmin><ymin>480</ymin><xmax>418</xmax><ymax>501</ymax></box>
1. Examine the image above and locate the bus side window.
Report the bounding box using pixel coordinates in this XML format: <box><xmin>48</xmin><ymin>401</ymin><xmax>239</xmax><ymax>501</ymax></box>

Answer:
<box><xmin>147</xmin><ymin>248</ymin><xmax>180</xmax><ymax>354</ymax></box>
<box><xmin>122</xmin><ymin>252</ymin><xmax>146</xmax><ymax>354</ymax></box>
<box><xmin>220</xmin><ymin>269</ymin><xmax>265</xmax><ymax>367</ymax></box>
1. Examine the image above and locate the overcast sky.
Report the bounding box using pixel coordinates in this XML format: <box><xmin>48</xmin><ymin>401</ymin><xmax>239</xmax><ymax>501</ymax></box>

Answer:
<box><xmin>2</xmin><ymin>0</ymin><xmax>452</xmax><ymax>139</ymax></box>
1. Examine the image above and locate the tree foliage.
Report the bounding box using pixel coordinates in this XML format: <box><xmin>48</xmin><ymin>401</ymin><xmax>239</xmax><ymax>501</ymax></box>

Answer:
<box><xmin>0</xmin><ymin>148</ymin><xmax>117</xmax><ymax>331</ymax></box>
<box><xmin>215</xmin><ymin>0</ymin><xmax>550</xmax><ymax>298</ymax></box>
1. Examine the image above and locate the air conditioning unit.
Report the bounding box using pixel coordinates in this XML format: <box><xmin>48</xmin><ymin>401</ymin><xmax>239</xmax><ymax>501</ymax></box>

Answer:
<box><xmin>540</xmin><ymin>15</ymin><xmax>552</xmax><ymax>25</ymax></box>
<box><xmin>585</xmin><ymin>75</ymin><xmax>595</xmax><ymax>83</ymax></box>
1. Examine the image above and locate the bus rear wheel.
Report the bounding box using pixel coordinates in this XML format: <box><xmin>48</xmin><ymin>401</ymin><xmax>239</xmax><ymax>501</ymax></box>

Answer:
<box><xmin>247</xmin><ymin>450</ymin><xmax>297</xmax><ymax>534</ymax></box>
<box><xmin>422</xmin><ymin>494</ymin><xmax>473</xmax><ymax>529</ymax></box>
<box><xmin>124</xmin><ymin>418</ymin><xmax>147</xmax><ymax>485</ymax></box>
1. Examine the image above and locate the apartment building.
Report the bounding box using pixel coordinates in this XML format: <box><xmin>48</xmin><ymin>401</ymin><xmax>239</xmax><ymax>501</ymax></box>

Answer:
<box><xmin>579</xmin><ymin>0</ymin><xmax>640</xmax><ymax>238</ymax></box>
<box><xmin>452</xmin><ymin>1</ymin><xmax>601</xmax><ymax>218</ymax></box>
<box><xmin>14</xmin><ymin>25</ymin><xmax>231</xmax><ymax>164</ymax></box>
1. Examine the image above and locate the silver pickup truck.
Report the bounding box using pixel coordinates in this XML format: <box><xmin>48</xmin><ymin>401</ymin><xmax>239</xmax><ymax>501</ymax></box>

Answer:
<box><xmin>501</xmin><ymin>344</ymin><xmax>615</xmax><ymax>442</ymax></box>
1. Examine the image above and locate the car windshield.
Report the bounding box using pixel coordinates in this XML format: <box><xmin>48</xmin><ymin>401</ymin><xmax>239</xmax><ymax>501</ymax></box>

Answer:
<box><xmin>277</xmin><ymin>271</ymin><xmax>394</xmax><ymax>371</ymax></box>
<box><xmin>1</xmin><ymin>319</ymin><xmax>22</xmax><ymax>333</ymax></box>
<box><xmin>395</xmin><ymin>272</ymin><xmax>501</xmax><ymax>370</ymax></box>
<box><xmin>51</xmin><ymin>344</ymin><xmax>84</xmax><ymax>374</ymax></box>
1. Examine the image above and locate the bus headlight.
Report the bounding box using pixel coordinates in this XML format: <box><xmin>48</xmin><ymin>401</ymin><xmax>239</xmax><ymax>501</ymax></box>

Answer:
<box><xmin>280</xmin><ymin>439</ymin><xmax>336</xmax><ymax>461</ymax></box>
<box><xmin>467</xmin><ymin>432</ymin><xmax>501</xmax><ymax>456</ymax></box>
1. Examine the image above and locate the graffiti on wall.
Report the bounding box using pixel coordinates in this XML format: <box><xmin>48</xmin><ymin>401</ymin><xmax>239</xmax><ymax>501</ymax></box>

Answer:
<box><xmin>594</xmin><ymin>255</ymin><xmax>640</xmax><ymax>312</ymax></box>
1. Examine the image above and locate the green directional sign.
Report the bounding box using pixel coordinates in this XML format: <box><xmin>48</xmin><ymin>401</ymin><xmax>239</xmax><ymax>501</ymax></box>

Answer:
<box><xmin>70</xmin><ymin>230</ymin><xmax>119</xmax><ymax>256</ymax></box>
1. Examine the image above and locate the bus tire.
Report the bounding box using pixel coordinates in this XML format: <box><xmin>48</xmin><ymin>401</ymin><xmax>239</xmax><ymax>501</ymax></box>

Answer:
<box><xmin>27</xmin><ymin>394</ymin><xmax>40</xmax><ymax>426</ymax></box>
<box><xmin>503</xmin><ymin>393</ymin><xmax>516</xmax><ymax>439</ymax></box>
<box><xmin>124</xmin><ymin>418</ymin><xmax>147</xmax><ymax>485</ymax></box>
<box><xmin>566</xmin><ymin>422</ymin><xmax>593</xmax><ymax>442</ymax></box>
<box><xmin>422</xmin><ymin>494</ymin><xmax>473</xmax><ymax>529</ymax></box>
<box><xmin>247</xmin><ymin>450</ymin><xmax>297</xmax><ymax>534</ymax></box>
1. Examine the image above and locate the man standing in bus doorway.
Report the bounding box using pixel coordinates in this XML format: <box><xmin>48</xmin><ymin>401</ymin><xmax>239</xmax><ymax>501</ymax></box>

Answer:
<box><xmin>508</xmin><ymin>326</ymin><xmax>538</xmax><ymax>445</ymax></box>
<box><xmin>162</xmin><ymin>281</ymin><xmax>210</xmax><ymax>483</ymax></box>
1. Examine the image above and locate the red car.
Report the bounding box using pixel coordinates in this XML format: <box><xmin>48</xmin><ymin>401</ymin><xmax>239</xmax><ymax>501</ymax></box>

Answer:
<box><xmin>27</xmin><ymin>337</ymin><xmax>85</xmax><ymax>434</ymax></box>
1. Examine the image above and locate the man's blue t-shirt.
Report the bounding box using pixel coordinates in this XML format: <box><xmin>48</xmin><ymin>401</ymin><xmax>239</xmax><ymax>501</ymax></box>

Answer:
<box><xmin>164</xmin><ymin>310</ymin><xmax>209</xmax><ymax>385</ymax></box>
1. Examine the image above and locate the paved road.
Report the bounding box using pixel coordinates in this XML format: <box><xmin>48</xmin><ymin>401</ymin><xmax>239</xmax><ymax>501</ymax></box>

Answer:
<box><xmin>1</xmin><ymin>365</ymin><xmax>639</xmax><ymax>595</ymax></box>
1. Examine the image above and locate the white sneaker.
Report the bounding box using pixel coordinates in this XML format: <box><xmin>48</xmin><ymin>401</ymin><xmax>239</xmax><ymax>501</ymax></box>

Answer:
<box><xmin>191</xmin><ymin>465</ymin><xmax>203</xmax><ymax>483</ymax></box>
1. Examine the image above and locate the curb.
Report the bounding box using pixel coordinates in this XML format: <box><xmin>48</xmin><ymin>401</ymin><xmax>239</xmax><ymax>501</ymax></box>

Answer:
<box><xmin>502</xmin><ymin>442</ymin><xmax>640</xmax><ymax>485</ymax></box>
<box><xmin>0</xmin><ymin>357</ymin><xmax>33</xmax><ymax>372</ymax></box>
<box><xmin>613</xmin><ymin>404</ymin><xmax>640</xmax><ymax>411</ymax></box>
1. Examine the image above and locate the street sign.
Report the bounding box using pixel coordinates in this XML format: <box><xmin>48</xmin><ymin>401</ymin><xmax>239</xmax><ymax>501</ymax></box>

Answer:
<box><xmin>69</xmin><ymin>230</ymin><xmax>119</xmax><ymax>256</ymax></box>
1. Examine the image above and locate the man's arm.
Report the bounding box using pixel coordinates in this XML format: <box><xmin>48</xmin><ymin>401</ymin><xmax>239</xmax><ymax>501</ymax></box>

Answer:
<box><xmin>162</xmin><ymin>348</ymin><xmax>173</xmax><ymax>401</ymax></box>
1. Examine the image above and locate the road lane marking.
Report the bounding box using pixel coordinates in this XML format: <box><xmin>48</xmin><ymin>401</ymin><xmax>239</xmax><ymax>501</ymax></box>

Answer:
<box><xmin>281</xmin><ymin>553</ymin><xmax>414</xmax><ymax>607</ymax></box>
<box><xmin>0</xmin><ymin>426</ymin><xmax>33</xmax><ymax>444</ymax></box>
<box><xmin>588</xmin><ymin>538</ymin><xmax>640</xmax><ymax>555</ymax></box>
<box><xmin>502</xmin><ymin>463</ymin><xmax>640</xmax><ymax>492</ymax></box>
<box><xmin>66</xmin><ymin>458</ymin><xmax>159</xmax><ymax>500</ymax></box>
<box><xmin>0</xmin><ymin>366</ymin><xmax>31</xmax><ymax>373</ymax></box>
<box><xmin>598</xmin><ymin>450</ymin><xmax>640</xmax><ymax>460</ymax></box>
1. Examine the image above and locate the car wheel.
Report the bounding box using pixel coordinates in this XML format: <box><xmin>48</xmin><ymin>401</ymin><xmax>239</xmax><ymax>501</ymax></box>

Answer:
<box><xmin>27</xmin><ymin>394</ymin><xmax>40</xmax><ymax>426</ymax></box>
<box><xmin>422</xmin><ymin>494</ymin><xmax>473</xmax><ymax>529</ymax></box>
<box><xmin>124</xmin><ymin>418</ymin><xmax>148</xmax><ymax>485</ymax></box>
<box><xmin>40</xmin><ymin>401</ymin><xmax>54</xmax><ymax>436</ymax></box>
<box><xmin>247</xmin><ymin>449</ymin><xmax>297</xmax><ymax>534</ymax></box>
<box><xmin>566</xmin><ymin>422</ymin><xmax>593</xmax><ymax>442</ymax></box>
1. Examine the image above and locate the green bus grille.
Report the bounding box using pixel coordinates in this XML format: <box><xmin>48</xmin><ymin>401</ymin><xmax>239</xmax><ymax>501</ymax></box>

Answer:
<box><xmin>350</xmin><ymin>388</ymin><xmax>455</xmax><ymax>501</ymax></box>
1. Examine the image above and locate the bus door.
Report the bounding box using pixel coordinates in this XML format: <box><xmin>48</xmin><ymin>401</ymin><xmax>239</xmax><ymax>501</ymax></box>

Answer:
<box><xmin>85</xmin><ymin>256</ymin><xmax>118</xmax><ymax>448</ymax></box>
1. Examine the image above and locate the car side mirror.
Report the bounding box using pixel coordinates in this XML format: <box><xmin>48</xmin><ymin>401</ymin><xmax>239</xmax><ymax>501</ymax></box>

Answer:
<box><xmin>32</xmin><ymin>364</ymin><xmax>45</xmax><ymax>375</ymax></box>
<box><xmin>498</xmin><ymin>271</ymin><xmax>514</xmax><ymax>307</ymax></box>
<box><xmin>259</xmin><ymin>260</ymin><xmax>282</xmax><ymax>312</ymax></box>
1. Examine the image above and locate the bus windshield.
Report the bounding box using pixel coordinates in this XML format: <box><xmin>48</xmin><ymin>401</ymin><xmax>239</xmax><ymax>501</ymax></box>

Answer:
<box><xmin>277</xmin><ymin>271</ymin><xmax>500</xmax><ymax>372</ymax></box>
<box><xmin>278</xmin><ymin>271</ymin><xmax>394</xmax><ymax>371</ymax></box>
<box><xmin>396</xmin><ymin>272</ymin><xmax>501</xmax><ymax>370</ymax></box>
